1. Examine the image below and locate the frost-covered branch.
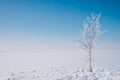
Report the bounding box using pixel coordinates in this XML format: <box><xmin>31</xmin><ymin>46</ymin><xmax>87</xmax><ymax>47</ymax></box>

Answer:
<box><xmin>79</xmin><ymin>13</ymin><xmax>101</xmax><ymax>52</ymax></box>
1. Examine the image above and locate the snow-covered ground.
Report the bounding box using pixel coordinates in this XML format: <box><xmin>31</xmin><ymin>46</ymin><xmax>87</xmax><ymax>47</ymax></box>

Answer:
<box><xmin>1</xmin><ymin>65</ymin><xmax>120</xmax><ymax>80</ymax></box>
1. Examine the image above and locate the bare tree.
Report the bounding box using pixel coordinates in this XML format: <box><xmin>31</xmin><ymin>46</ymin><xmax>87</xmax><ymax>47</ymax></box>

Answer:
<box><xmin>78</xmin><ymin>13</ymin><xmax>101</xmax><ymax>72</ymax></box>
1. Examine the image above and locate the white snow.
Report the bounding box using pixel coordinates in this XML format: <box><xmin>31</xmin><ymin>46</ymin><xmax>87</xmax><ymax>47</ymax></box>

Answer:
<box><xmin>0</xmin><ymin>65</ymin><xmax>120</xmax><ymax>80</ymax></box>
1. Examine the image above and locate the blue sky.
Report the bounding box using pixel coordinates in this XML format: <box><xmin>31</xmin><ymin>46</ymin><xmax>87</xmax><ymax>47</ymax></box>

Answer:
<box><xmin>0</xmin><ymin>0</ymin><xmax>120</xmax><ymax>50</ymax></box>
<box><xmin>0</xmin><ymin>0</ymin><xmax>120</xmax><ymax>71</ymax></box>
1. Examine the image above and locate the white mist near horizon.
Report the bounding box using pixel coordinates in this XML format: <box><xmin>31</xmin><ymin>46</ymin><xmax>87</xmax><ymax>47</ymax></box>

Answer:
<box><xmin>0</xmin><ymin>41</ymin><xmax>120</xmax><ymax>73</ymax></box>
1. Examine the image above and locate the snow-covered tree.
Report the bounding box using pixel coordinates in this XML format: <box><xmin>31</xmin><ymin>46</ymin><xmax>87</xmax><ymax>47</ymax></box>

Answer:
<box><xmin>78</xmin><ymin>13</ymin><xmax>102</xmax><ymax>72</ymax></box>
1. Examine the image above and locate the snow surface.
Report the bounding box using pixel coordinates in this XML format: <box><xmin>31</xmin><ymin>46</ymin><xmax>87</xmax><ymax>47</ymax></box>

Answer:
<box><xmin>0</xmin><ymin>65</ymin><xmax>120</xmax><ymax>80</ymax></box>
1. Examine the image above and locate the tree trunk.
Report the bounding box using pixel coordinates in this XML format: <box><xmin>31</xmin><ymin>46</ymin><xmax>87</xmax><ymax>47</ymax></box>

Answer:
<box><xmin>89</xmin><ymin>50</ymin><xmax>92</xmax><ymax>72</ymax></box>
